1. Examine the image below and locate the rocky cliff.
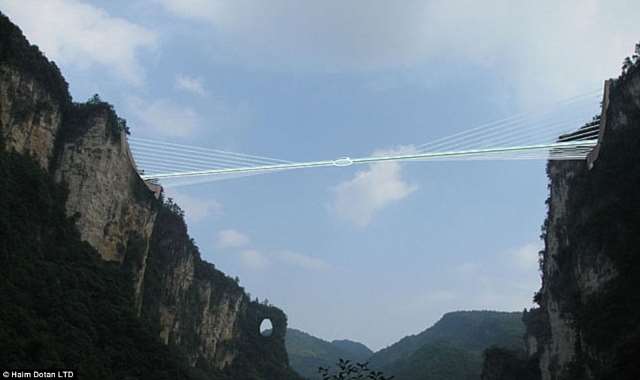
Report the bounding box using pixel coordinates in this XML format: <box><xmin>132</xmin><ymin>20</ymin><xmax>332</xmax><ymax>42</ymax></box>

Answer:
<box><xmin>53</xmin><ymin>102</ymin><xmax>158</xmax><ymax>311</ymax></box>
<box><xmin>0</xmin><ymin>12</ymin><xmax>296</xmax><ymax>379</ymax></box>
<box><xmin>142</xmin><ymin>199</ymin><xmax>294</xmax><ymax>379</ymax></box>
<box><xmin>523</xmin><ymin>54</ymin><xmax>640</xmax><ymax>379</ymax></box>
<box><xmin>0</xmin><ymin>65</ymin><xmax>62</xmax><ymax>168</ymax></box>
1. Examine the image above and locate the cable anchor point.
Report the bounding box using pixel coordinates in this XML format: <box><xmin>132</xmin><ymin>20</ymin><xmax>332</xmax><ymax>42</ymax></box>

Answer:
<box><xmin>332</xmin><ymin>157</ymin><xmax>353</xmax><ymax>167</ymax></box>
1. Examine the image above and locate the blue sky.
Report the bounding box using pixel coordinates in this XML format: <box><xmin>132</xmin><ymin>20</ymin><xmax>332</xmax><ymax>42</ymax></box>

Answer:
<box><xmin>3</xmin><ymin>0</ymin><xmax>639</xmax><ymax>350</ymax></box>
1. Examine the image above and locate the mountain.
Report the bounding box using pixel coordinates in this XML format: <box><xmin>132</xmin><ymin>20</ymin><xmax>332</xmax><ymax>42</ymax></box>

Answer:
<box><xmin>285</xmin><ymin>311</ymin><xmax>525</xmax><ymax>380</ymax></box>
<box><xmin>285</xmin><ymin>329</ymin><xmax>372</xmax><ymax>379</ymax></box>
<box><xmin>504</xmin><ymin>48</ymin><xmax>640</xmax><ymax>379</ymax></box>
<box><xmin>388</xmin><ymin>341</ymin><xmax>481</xmax><ymax>380</ymax></box>
<box><xmin>370</xmin><ymin>311</ymin><xmax>525</xmax><ymax>380</ymax></box>
<box><xmin>0</xmin><ymin>12</ymin><xmax>299</xmax><ymax>380</ymax></box>
<box><xmin>330</xmin><ymin>339</ymin><xmax>373</xmax><ymax>361</ymax></box>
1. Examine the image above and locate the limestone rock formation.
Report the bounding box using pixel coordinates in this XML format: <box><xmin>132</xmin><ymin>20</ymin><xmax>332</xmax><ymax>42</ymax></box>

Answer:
<box><xmin>142</xmin><ymin>201</ymin><xmax>292</xmax><ymax>376</ymax></box>
<box><xmin>0</xmin><ymin>11</ymin><xmax>296</xmax><ymax>378</ymax></box>
<box><xmin>525</xmin><ymin>60</ymin><xmax>640</xmax><ymax>379</ymax></box>
<box><xmin>0</xmin><ymin>65</ymin><xmax>62</xmax><ymax>168</ymax></box>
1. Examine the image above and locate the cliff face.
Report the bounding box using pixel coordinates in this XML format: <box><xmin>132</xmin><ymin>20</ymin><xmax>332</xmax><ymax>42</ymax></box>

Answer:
<box><xmin>0</xmin><ymin>12</ymin><xmax>295</xmax><ymax>379</ymax></box>
<box><xmin>143</xmin><ymin>204</ymin><xmax>247</xmax><ymax>368</ymax></box>
<box><xmin>0</xmin><ymin>65</ymin><xmax>62</xmax><ymax>168</ymax></box>
<box><xmin>526</xmin><ymin>64</ymin><xmax>640</xmax><ymax>379</ymax></box>
<box><xmin>53</xmin><ymin>104</ymin><xmax>157</xmax><ymax>310</ymax></box>
<box><xmin>0</xmin><ymin>61</ymin><xmax>157</xmax><ymax>308</ymax></box>
<box><xmin>141</xmin><ymin>201</ymin><xmax>293</xmax><ymax>378</ymax></box>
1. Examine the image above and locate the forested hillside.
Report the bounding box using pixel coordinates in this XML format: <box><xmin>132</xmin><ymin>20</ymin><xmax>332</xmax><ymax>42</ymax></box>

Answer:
<box><xmin>370</xmin><ymin>311</ymin><xmax>525</xmax><ymax>380</ymax></box>
<box><xmin>285</xmin><ymin>328</ymin><xmax>372</xmax><ymax>379</ymax></box>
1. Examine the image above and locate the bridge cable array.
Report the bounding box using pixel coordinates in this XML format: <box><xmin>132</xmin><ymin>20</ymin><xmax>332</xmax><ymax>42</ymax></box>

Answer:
<box><xmin>130</xmin><ymin>90</ymin><xmax>602</xmax><ymax>186</ymax></box>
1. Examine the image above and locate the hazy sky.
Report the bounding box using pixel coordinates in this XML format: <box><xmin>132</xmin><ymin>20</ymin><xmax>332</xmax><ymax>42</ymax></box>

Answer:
<box><xmin>3</xmin><ymin>0</ymin><xmax>639</xmax><ymax>350</ymax></box>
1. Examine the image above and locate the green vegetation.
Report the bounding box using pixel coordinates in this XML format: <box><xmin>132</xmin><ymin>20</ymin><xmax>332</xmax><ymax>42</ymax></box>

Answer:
<box><xmin>223</xmin><ymin>303</ymin><xmax>302</xmax><ymax>380</ymax></box>
<box><xmin>1</xmin><ymin>12</ymin><xmax>299</xmax><ymax>377</ymax></box>
<box><xmin>318</xmin><ymin>359</ymin><xmax>392</xmax><ymax>380</ymax></box>
<box><xmin>142</xmin><ymin>197</ymin><xmax>301</xmax><ymax>380</ymax></box>
<box><xmin>0</xmin><ymin>142</ymin><xmax>205</xmax><ymax>379</ymax></box>
<box><xmin>330</xmin><ymin>339</ymin><xmax>372</xmax><ymax>361</ymax></box>
<box><xmin>386</xmin><ymin>342</ymin><xmax>480</xmax><ymax>380</ymax></box>
<box><xmin>56</xmin><ymin>93</ymin><xmax>130</xmax><ymax>160</ymax></box>
<box><xmin>284</xmin><ymin>329</ymin><xmax>372</xmax><ymax>379</ymax></box>
<box><xmin>537</xmin><ymin>64</ymin><xmax>640</xmax><ymax>379</ymax></box>
<box><xmin>1</xmin><ymin>11</ymin><xmax>129</xmax><ymax>158</ymax></box>
<box><xmin>0</xmin><ymin>130</ymin><xmax>299</xmax><ymax>380</ymax></box>
<box><xmin>620</xmin><ymin>42</ymin><xmax>640</xmax><ymax>77</ymax></box>
<box><xmin>480</xmin><ymin>347</ymin><xmax>539</xmax><ymax>380</ymax></box>
<box><xmin>287</xmin><ymin>311</ymin><xmax>526</xmax><ymax>380</ymax></box>
<box><xmin>369</xmin><ymin>311</ymin><xmax>525</xmax><ymax>380</ymax></box>
<box><xmin>0</xmin><ymin>12</ymin><xmax>70</xmax><ymax>106</ymax></box>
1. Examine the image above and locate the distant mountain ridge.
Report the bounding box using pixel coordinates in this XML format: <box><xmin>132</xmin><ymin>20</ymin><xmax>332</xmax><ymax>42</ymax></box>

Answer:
<box><xmin>287</xmin><ymin>311</ymin><xmax>525</xmax><ymax>380</ymax></box>
<box><xmin>371</xmin><ymin>311</ymin><xmax>524</xmax><ymax>367</ymax></box>
<box><xmin>285</xmin><ymin>329</ymin><xmax>373</xmax><ymax>379</ymax></box>
<box><xmin>370</xmin><ymin>310</ymin><xmax>525</xmax><ymax>380</ymax></box>
<box><xmin>330</xmin><ymin>339</ymin><xmax>373</xmax><ymax>361</ymax></box>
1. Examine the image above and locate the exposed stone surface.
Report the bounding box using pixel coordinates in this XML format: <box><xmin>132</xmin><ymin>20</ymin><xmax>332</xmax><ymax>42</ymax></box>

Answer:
<box><xmin>0</xmin><ymin>12</ymin><xmax>296</xmax><ymax>378</ymax></box>
<box><xmin>0</xmin><ymin>65</ymin><xmax>62</xmax><ymax>168</ymax></box>
<box><xmin>142</xmin><ymin>202</ymin><xmax>293</xmax><ymax>375</ymax></box>
<box><xmin>526</xmin><ymin>65</ymin><xmax>640</xmax><ymax>379</ymax></box>
<box><xmin>53</xmin><ymin>110</ymin><xmax>156</xmax><ymax>261</ymax></box>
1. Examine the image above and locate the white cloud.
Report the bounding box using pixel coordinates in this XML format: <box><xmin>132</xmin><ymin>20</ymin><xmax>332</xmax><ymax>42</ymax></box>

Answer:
<box><xmin>167</xmin><ymin>191</ymin><xmax>222</xmax><ymax>223</ymax></box>
<box><xmin>277</xmin><ymin>251</ymin><xmax>331</xmax><ymax>272</ymax></box>
<box><xmin>1</xmin><ymin>0</ymin><xmax>156</xmax><ymax>85</ymax></box>
<box><xmin>175</xmin><ymin>74</ymin><xmax>207</xmax><ymax>96</ymax></box>
<box><xmin>510</xmin><ymin>242</ymin><xmax>542</xmax><ymax>272</ymax></box>
<box><xmin>216</xmin><ymin>229</ymin><xmax>251</xmax><ymax>249</ymax></box>
<box><xmin>446</xmin><ymin>242</ymin><xmax>543</xmax><ymax>311</ymax></box>
<box><xmin>239</xmin><ymin>249</ymin><xmax>270</xmax><ymax>270</ymax></box>
<box><xmin>157</xmin><ymin>0</ymin><xmax>640</xmax><ymax>102</ymax></box>
<box><xmin>157</xmin><ymin>0</ymin><xmax>435</xmax><ymax>70</ymax></box>
<box><xmin>213</xmin><ymin>229</ymin><xmax>331</xmax><ymax>272</ymax></box>
<box><xmin>128</xmin><ymin>97</ymin><xmax>201</xmax><ymax>137</ymax></box>
<box><xmin>156</xmin><ymin>0</ymin><xmax>220</xmax><ymax>21</ymax></box>
<box><xmin>330</xmin><ymin>146</ymin><xmax>417</xmax><ymax>227</ymax></box>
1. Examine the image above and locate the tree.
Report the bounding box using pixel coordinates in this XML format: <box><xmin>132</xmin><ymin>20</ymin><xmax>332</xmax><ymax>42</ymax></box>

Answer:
<box><xmin>117</xmin><ymin>117</ymin><xmax>130</xmax><ymax>135</ymax></box>
<box><xmin>88</xmin><ymin>93</ymin><xmax>102</xmax><ymax>104</ymax></box>
<box><xmin>622</xmin><ymin>57</ymin><xmax>633</xmax><ymax>75</ymax></box>
<box><xmin>318</xmin><ymin>359</ymin><xmax>394</xmax><ymax>380</ymax></box>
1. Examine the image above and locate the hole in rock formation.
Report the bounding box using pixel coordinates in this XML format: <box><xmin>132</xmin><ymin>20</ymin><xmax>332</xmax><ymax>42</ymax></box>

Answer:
<box><xmin>260</xmin><ymin>318</ymin><xmax>273</xmax><ymax>337</ymax></box>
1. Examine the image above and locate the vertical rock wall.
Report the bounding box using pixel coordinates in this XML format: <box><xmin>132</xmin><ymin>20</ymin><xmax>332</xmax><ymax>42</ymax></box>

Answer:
<box><xmin>141</xmin><ymin>201</ymin><xmax>294</xmax><ymax>377</ymax></box>
<box><xmin>528</xmin><ymin>66</ymin><xmax>640</xmax><ymax>379</ymax></box>
<box><xmin>0</xmin><ymin>65</ymin><xmax>62</xmax><ymax>168</ymax></box>
<box><xmin>0</xmin><ymin>12</ymin><xmax>297</xmax><ymax>377</ymax></box>
<box><xmin>53</xmin><ymin>106</ymin><xmax>157</xmax><ymax>308</ymax></box>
